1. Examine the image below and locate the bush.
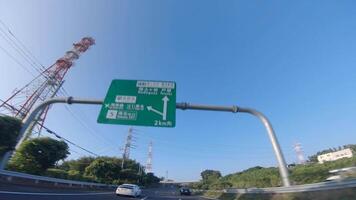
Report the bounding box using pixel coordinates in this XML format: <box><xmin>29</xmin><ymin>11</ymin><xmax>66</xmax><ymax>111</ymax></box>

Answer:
<box><xmin>225</xmin><ymin>167</ymin><xmax>281</xmax><ymax>188</ymax></box>
<box><xmin>7</xmin><ymin>137</ymin><xmax>69</xmax><ymax>174</ymax></box>
<box><xmin>209</xmin><ymin>181</ymin><xmax>233</xmax><ymax>190</ymax></box>
<box><xmin>0</xmin><ymin>116</ymin><xmax>22</xmax><ymax>157</ymax></box>
<box><xmin>67</xmin><ymin>170</ymin><xmax>82</xmax><ymax>180</ymax></box>
<box><xmin>45</xmin><ymin>168</ymin><xmax>68</xmax><ymax>179</ymax></box>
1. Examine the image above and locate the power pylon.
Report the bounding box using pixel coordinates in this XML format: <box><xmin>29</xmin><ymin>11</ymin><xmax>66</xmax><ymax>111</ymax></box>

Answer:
<box><xmin>0</xmin><ymin>37</ymin><xmax>95</xmax><ymax>136</ymax></box>
<box><xmin>294</xmin><ymin>143</ymin><xmax>306</xmax><ymax>164</ymax></box>
<box><xmin>146</xmin><ymin>141</ymin><xmax>153</xmax><ymax>173</ymax></box>
<box><xmin>121</xmin><ymin>127</ymin><xmax>135</xmax><ymax>169</ymax></box>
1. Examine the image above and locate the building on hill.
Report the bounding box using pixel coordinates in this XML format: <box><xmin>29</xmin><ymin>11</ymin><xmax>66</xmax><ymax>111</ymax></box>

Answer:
<box><xmin>317</xmin><ymin>148</ymin><xmax>353</xmax><ymax>164</ymax></box>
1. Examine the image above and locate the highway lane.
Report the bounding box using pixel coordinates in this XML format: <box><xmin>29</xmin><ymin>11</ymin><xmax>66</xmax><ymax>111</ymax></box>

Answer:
<box><xmin>0</xmin><ymin>191</ymin><xmax>207</xmax><ymax>200</ymax></box>
<box><xmin>0</xmin><ymin>183</ymin><xmax>208</xmax><ymax>200</ymax></box>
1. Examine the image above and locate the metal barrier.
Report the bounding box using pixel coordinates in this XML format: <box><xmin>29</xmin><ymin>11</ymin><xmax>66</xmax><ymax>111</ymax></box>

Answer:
<box><xmin>0</xmin><ymin>169</ymin><xmax>116</xmax><ymax>188</ymax></box>
<box><xmin>193</xmin><ymin>179</ymin><xmax>356</xmax><ymax>195</ymax></box>
<box><xmin>223</xmin><ymin>179</ymin><xmax>356</xmax><ymax>194</ymax></box>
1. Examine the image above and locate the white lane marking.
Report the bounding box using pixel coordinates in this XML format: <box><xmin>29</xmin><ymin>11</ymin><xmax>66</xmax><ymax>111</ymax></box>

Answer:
<box><xmin>140</xmin><ymin>196</ymin><xmax>148</xmax><ymax>200</ymax></box>
<box><xmin>0</xmin><ymin>191</ymin><xmax>113</xmax><ymax>196</ymax></box>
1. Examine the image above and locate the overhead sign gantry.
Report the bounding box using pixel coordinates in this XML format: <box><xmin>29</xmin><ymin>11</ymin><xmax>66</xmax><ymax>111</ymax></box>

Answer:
<box><xmin>1</xmin><ymin>79</ymin><xmax>291</xmax><ymax>187</ymax></box>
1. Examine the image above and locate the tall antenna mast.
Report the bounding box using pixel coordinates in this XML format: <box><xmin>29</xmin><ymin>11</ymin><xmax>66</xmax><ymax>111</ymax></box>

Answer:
<box><xmin>0</xmin><ymin>37</ymin><xmax>95</xmax><ymax>136</ymax></box>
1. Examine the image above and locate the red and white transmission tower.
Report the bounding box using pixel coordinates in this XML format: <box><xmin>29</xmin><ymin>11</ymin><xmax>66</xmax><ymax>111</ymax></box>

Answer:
<box><xmin>0</xmin><ymin>37</ymin><xmax>95</xmax><ymax>135</ymax></box>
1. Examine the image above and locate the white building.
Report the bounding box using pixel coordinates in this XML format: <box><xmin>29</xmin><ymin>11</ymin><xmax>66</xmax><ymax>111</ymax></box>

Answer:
<box><xmin>317</xmin><ymin>148</ymin><xmax>353</xmax><ymax>164</ymax></box>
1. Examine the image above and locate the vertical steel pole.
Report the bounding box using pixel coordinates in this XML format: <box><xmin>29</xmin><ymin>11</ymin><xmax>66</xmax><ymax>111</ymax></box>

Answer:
<box><xmin>176</xmin><ymin>103</ymin><xmax>291</xmax><ymax>187</ymax></box>
<box><xmin>238</xmin><ymin>107</ymin><xmax>290</xmax><ymax>187</ymax></box>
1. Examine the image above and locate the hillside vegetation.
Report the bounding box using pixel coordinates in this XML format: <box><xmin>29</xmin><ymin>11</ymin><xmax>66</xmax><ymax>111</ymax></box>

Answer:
<box><xmin>192</xmin><ymin>149</ymin><xmax>356</xmax><ymax>189</ymax></box>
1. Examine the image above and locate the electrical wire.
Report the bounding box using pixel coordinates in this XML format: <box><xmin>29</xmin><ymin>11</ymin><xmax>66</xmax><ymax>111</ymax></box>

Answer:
<box><xmin>0</xmin><ymin>19</ymin><xmax>46</xmax><ymax>71</ymax></box>
<box><xmin>0</xmin><ymin>19</ymin><xmax>45</xmax><ymax>74</ymax></box>
<box><xmin>58</xmin><ymin>87</ymin><xmax>119</xmax><ymax>147</ymax></box>
<box><xmin>42</xmin><ymin>125</ymin><xmax>99</xmax><ymax>157</ymax></box>
<box><xmin>0</xmin><ymin>44</ymin><xmax>36</xmax><ymax>77</ymax></box>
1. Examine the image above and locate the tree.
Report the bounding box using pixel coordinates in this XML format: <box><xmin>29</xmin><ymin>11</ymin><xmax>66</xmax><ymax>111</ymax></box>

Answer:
<box><xmin>142</xmin><ymin>172</ymin><xmax>160</xmax><ymax>185</ymax></box>
<box><xmin>7</xmin><ymin>137</ymin><xmax>69</xmax><ymax>174</ymax></box>
<box><xmin>84</xmin><ymin>157</ymin><xmax>121</xmax><ymax>183</ymax></box>
<box><xmin>59</xmin><ymin>156</ymin><xmax>95</xmax><ymax>173</ymax></box>
<box><xmin>201</xmin><ymin>170</ymin><xmax>222</xmax><ymax>183</ymax></box>
<box><xmin>0</xmin><ymin>116</ymin><xmax>22</xmax><ymax>158</ymax></box>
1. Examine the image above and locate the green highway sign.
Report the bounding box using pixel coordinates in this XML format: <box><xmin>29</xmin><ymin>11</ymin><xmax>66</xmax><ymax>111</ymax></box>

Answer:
<box><xmin>97</xmin><ymin>79</ymin><xmax>176</xmax><ymax>127</ymax></box>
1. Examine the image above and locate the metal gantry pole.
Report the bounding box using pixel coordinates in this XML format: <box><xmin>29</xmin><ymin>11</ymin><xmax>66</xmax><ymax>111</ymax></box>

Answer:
<box><xmin>176</xmin><ymin>103</ymin><xmax>291</xmax><ymax>187</ymax></box>
<box><xmin>0</xmin><ymin>97</ymin><xmax>291</xmax><ymax>187</ymax></box>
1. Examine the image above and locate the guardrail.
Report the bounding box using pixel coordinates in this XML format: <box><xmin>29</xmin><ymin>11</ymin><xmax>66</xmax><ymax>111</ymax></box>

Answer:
<box><xmin>225</xmin><ymin>179</ymin><xmax>356</xmax><ymax>194</ymax></box>
<box><xmin>0</xmin><ymin>169</ymin><xmax>116</xmax><ymax>189</ymax></box>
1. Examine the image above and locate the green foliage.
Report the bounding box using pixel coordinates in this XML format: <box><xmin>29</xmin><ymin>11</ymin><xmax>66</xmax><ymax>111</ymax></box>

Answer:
<box><xmin>7</xmin><ymin>137</ymin><xmax>69</xmax><ymax>174</ymax></box>
<box><xmin>291</xmin><ymin>156</ymin><xmax>356</xmax><ymax>184</ymax></box>
<box><xmin>84</xmin><ymin>157</ymin><xmax>121</xmax><ymax>184</ymax></box>
<box><xmin>67</xmin><ymin>170</ymin><xmax>83</xmax><ymax>180</ymax></box>
<box><xmin>209</xmin><ymin>181</ymin><xmax>233</xmax><ymax>190</ymax></box>
<box><xmin>58</xmin><ymin>156</ymin><xmax>95</xmax><ymax>173</ymax></box>
<box><xmin>49</xmin><ymin>155</ymin><xmax>160</xmax><ymax>185</ymax></box>
<box><xmin>196</xmin><ymin>156</ymin><xmax>356</xmax><ymax>190</ymax></box>
<box><xmin>224</xmin><ymin>167</ymin><xmax>281</xmax><ymax>188</ymax></box>
<box><xmin>142</xmin><ymin>172</ymin><xmax>160</xmax><ymax>185</ymax></box>
<box><xmin>45</xmin><ymin>168</ymin><xmax>68</xmax><ymax>179</ymax></box>
<box><xmin>201</xmin><ymin>170</ymin><xmax>222</xmax><ymax>184</ymax></box>
<box><xmin>0</xmin><ymin>116</ymin><xmax>22</xmax><ymax>157</ymax></box>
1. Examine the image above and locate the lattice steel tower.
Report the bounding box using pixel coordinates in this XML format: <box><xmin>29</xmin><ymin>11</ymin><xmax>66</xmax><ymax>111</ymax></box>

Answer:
<box><xmin>0</xmin><ymin>37</ymin><xmax>95</xmax><ymax>135</ymax></box>
<box><xmin>146</xmin><ymin>141</ymin><xmax>153</xmax><ymax>173</ymax></box>
<box><xmin>294</xmin><ymin>143</ymin><xmax>306</xmax><ymax>164</ymax></box>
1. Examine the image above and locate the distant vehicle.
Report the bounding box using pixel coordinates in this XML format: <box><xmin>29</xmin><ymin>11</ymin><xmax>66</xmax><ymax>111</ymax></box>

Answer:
<box><xmin>326</xmin><ymin>175</ymin><xmax>342</xmax><ymax>181</ymax></box>
<box><xmin>180</xmin><ymin>187</ymin><xmax>191</xmax><ymax>195</ymax></box>
<box><xmin>116</xmin><ymin>184</ymin><xmax>142</xmax><ymax>197</ymax></box>
<box><xmin>325</xmin><ymin>167</ymin><xmax>356</xmax><ymax>181</ymax></box>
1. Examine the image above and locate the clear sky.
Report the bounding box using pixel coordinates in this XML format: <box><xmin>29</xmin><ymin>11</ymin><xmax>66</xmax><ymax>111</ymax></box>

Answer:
<box><xmin>1</xmin><ymin>0</ymin><xmax>356</xmax><ymax>181</ymax></box>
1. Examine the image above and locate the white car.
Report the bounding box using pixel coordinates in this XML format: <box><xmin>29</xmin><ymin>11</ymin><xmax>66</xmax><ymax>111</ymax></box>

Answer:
<box><xmin>326</xmin><ymin>175</ymin><xmax>341</xmax><ymax>181</ymax></box>
<box><xmin>116</xmin><ymin>184</ymin><xmax>142</xmax><ymax>197</ymax></box>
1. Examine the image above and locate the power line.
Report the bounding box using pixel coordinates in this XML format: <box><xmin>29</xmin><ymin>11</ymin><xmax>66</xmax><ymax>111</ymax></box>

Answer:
<box><xmin>0</xmin><ymin>19</ymin><xmax>45</xmax><ymax>73</ymax></box>
<box><xmin>58</xmin><ymin>96</ymin><xmax>118</xmax><ymax>148</ymax></box>
<box><xmin>57</xmin><ymin>87</ymin><xmax>119</xmax><ymax>148</ymax></box>
<box><xmin>41</xmin><ymin>126</ymin><xmax>99</xmax><ymax>157</ymax></box>
<box><xmin>0</xmin><ymin>43</ymin><xmax>36</xmax><ymax>77</ymax></box>
<box><xmin>0</xmin><ymin>27</ymin><xmax>43</xmax><ymax>75</ymax></box>
<box><xmin>0</xmin><ymin>19</ymin><xmax>46</xmax><ymax>70</ymax></box>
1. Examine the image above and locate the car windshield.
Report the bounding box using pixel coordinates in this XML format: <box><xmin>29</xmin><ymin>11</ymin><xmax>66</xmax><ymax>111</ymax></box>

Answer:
<box><xmin>119</xmin><ymin>185</ymin><xmax>134</xmax><ymax>189</ymax></box>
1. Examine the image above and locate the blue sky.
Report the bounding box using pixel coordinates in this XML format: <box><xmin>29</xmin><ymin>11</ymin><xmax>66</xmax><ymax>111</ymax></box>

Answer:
<box><xmin>1</xmin><ymin>0</ymin><xmax>356</xmax><ymax>181</ymax></box>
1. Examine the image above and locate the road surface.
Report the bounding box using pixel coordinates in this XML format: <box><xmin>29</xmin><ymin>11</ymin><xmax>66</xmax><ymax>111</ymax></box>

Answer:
<box><xmin>0</xmin><ymin>182</ymin><xmax>208</xmax><ymax>200</ymax></box>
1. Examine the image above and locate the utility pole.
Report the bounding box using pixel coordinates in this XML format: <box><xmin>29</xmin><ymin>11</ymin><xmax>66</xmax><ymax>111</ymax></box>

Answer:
<box><xmin>294</xmin><ymin>143</ymin><xmax>306</xmax><ymax>164</ymax></box>
<box><xmin>121</xmin><ymin>127</ymin><xmax>134</xmax><ymax>169</ymax></box>
<box><xmin>146</xmin><ymin>141</ymin><xmax>153</xmax><ymax>173</ymax></box>
<box><xmin>165</xmin><ymin>170</ymin><xmax>168</xmax><ymax>181</ymax></box>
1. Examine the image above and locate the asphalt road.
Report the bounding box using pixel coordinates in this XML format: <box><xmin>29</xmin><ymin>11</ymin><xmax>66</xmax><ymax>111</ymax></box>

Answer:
<box><xmin>0</xmin><ymin>183</ymin><xmax>208</xmax><ymax>200</ymax></box>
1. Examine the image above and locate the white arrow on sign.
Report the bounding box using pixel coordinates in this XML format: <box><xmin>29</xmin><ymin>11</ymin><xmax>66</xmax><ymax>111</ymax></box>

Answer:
<box><xmin>147</xmin><ymin>96</ymin><xmax>169</xmax><ymax>120</ymax></box>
